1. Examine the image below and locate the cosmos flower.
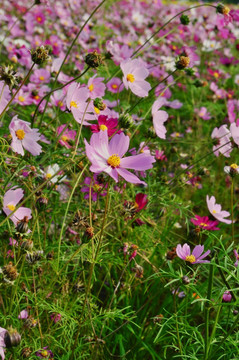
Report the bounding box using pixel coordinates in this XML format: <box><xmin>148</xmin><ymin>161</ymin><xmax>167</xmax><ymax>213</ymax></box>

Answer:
<box><xmin>233</xmin><ymin>249</ymin><xmax>239</xmax><ymax>267</ymax></box>
<box><xmin>36</xmin><ymin>347</ymin><xmax>53</xmax><ymax>359</ymax></box>
<box><xmin>3</xmin><ymin>188</ymin><xmax>32</xmax><ymax>226</ymax></box>
<box><xmin>152</xmin><ymin>98</ymin><xmax>168</xmax><ymax>139</ymax></box>
<box><xmin>206</xmin><ymin>195</ymin><xmax>232</xmax><ymax>224</ymax></box>
<box><xmin>0</xmin><ymin>81</ymin><xmax>10</xmax><ymax>114</ymax></box>
<box><xmin>120</xmin><ymin>58</ymin><xmax>151</xmax><ymax>97</ymax></box>
<box><xmin>106</xmin><ymin>77</ymin><xmax>124</xmax><ymax>94</ymax></box>
<box><xmin>84</xmin><ymin>130</ymin><xmax>155</xmax><ymax>185</ymax></box>
<box><xmin>87</xmin><ymin>75</ymin><xmax>106</xmax><ymax>99</ymax></box>
<box><xmin>66</xmin><ymin>82</ymin><xmax>95</xmax><ymax>125</ymax></box>
<box><xmin>81</xmin><ymin>175</ymin><xmax>107</xmax><ymax>201</ymax></box>
<box><xmin>190</xmin><ymin>215</ymin><xmax>220</xmax><ymax>231</ymax></box>
<box><xmin>176</xmin><ymin>243</ymin><xmax>210</xmax><ymax>264</ymax></box>
<box><xmin>90</xmin><ymin>115</ymin><xmax>119</xmax><ymax>137</ymax></box>
<box><xmin>211</xmin><ymin>125</ymin><xmax>232</xmax><ymax>158</ymax></box>
<box><xmin>195</xmin><ymin>107</ymin><xmax>211</xmax><ymax>120</ymax></box>
<box><xmin>222</xmin><ymin>291</ymin><xmax>232</xmax><ymax>302</ymax></box>
<box><xmin>0</xmin><ymin>327</ymin><xmax>7</xmax><ymax>360</ymax></box>
<box><xmin>9</xmin><ymin>116</ymin><xmax>42</xmax><ymax>156</ymax></box>
<box><xmin>57</xmin><ymin>124</ymin><xmax>76</xmax><ymax>149</ymax></box>
<box><xmin>230</xmin><ymin>122</ymin><xmax>239</xmax><ymax>146</ymax></box>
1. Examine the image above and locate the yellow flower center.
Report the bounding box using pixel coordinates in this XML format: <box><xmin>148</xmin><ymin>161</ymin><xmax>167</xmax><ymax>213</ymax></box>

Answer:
<box><xmin>41</xmin><ymin>350</ymin><xmax>48</xmax><ymax>357</ymax></box>
<box><xmin>88</xmin><ymin>84</ymin><xmax>94</xmax><ymax>92</ymax></box>
<box><xmin>112</xmin><ymin>84</ymin><xmax>118</xmax><ymax>89</ymax></box>
<box><xmin>199</xmin><ymin>112</ymin><xmax>204</xmax><ymax>117</ymax></box>
<box><xmin>93</xmin><ymin>184</ymin><xmax>102</xmax><ymax>192</ymax></box>
<box><xmin>36</xmin><ymin>16</ymin><xmax>42</xmax><ymax>23</ymax></box>
<box><xmin>213</xmin><ymin>72</ymin><xmax>219</xmax><ymax>78</ymax></box>
<box><xmin>70</xmin><ymin>101</ymin><xmax>78</xmax><ymax>108</ymax></box>
<box><xmin>58</xmin><ymin>101</ymin><xmax>63</xmax><ymax>107</ymax></box>
<box><xmin>61</xmin><ymin>135</ymin><xmax>68</xmax><ymax>142</ymax></box>
<box><xmin>126</xmin><ymin>73</ymin><xmax>135</xmax><ymax>83</ymax></box>
<box><xmin>107</xmin><ymin>154</ymin><xmax>121</xmax><ymax>168</ymax></box>
<box><xmin>210</xmin><ymin>43</ymin><xmax>215</xmax><ymax>48</ymax></box>
<box><xmin>18</xmin><ymin>96</ymin><xmax>25</xmax><ymax>102</ymax></box>
<box><xmin>200</xmin><ymin>222</ymin><xmax>208</xmax><ymax>227</ymax></box>
<box><xmin>94</xmin><ymin>106</ymin><xmax>100</xmax><ymax>114</ymax></box>
<box><xmin>185</xmin><ymin>255</ymin><xmax>196</xmax><ymax>263</ymax></box>
<box><xmin>222</xmin><ymin>6</ymin><xmax>230</xmax><ymax>15</ymax></box>
<box><xmin>230</xmin><ymin>163</ymin><xmax>238</xmax><ymax>169</ymax></box>
<box><xmin>39</xmin><ymin>76</ymin><xmax>45</xmax><ymax>81</ymax></box>
<box><xmin>15</xmin><ymin>129</ymin><xmax>25</xmax><ymax>140</ymax></box>
<box><xmin>99</xmin><ymin>124</ymin><xmax>108</xmax><ymax>131</ymax></box>
<box><xmin>7</xmin><ymin>204</ymin><xmax>15</xmax><ymax>211</ymax></box>
<box><xmin>34</xmin><ymin>95</ymin><xmax>40</xmax><ymax>100</ymax></box>
<box><xmin>212</xmin><ymin>210</ymin><xmax>217</xmax><ymax>214</ymax></box>
<box><xmin>46</xmin><ymin>173</ymin><xmax>52</xmax><ymax>179</ymax></box>
<box><xmin>175</xmin><ymin>132</ymin><xmax>180</xmax><ymax>137</ymax></box>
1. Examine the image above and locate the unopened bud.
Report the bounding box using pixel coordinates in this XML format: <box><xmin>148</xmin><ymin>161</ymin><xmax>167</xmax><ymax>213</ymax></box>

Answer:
<box><xmin>93</xmin><ymin>98</ymin><xmax>106</xmax><ymax>111</ymax></box>
<box><xmin>119</xmin><ymin>113</ymin><xmax>134</xmax><ymax>129</ymax></box>
<box><xmin>5</xmin><ymin>328</ymin><xmax>21</xmax><ymax>348</ymax></box>
<box><xmin>216</xmin><ymin>4</ymin><xmax>230</xmax><ymax>16</ymax></box>
<box><xmin>180</xmin><ymin>14</ymin><xmax>190</xmax><ymax>25</ymax></box>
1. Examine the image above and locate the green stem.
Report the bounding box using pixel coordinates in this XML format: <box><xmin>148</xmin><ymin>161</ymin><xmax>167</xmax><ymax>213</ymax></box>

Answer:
<box><xmin>231</xmin><ymin>178</ymin><xmax>234</xmax><ymax>243</ymax></box>
<box><xmin>56</xmin><ymin>164</ymin><xmax>88</xmax><ymax>273</ymax></box>
<box><xmin>204</xmin><ymin>263</ymin><xmax>214</xmax><ymax>360</ymax></box>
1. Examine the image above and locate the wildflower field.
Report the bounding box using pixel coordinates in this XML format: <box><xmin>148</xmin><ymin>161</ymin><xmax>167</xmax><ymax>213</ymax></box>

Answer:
<box><xmin>0</xmin><ymin>0</ymin><xmax>239</xmax><ymax>359</ymax></box>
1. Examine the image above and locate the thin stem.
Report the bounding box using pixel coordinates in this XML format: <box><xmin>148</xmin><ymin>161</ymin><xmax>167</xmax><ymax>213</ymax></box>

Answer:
<box><xmin>231</xmin><ymin>178</ymin><xmax>234</xmax><ymax>243</ymax></box>
<box><xmin>204</xmin><ymin>262</ymin><xmax>214</xmax><ymax>360</ymax></box>
<box><xmin>173</xmin><ymin>292</ymin><xmax>183</xmax><ymax>356</ymax></box>
<box><xmin>56</xmin><ymin>164</ymin><xmax>88</xmax><ymax>273</ymax></box>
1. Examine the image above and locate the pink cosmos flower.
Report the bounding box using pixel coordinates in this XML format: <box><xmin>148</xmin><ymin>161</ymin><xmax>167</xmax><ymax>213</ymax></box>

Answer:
<box><xmin>233</xmin><ymin>249</ymin><xmax>239</xmax><ymax>267</ymax></box>
<box><xmin>0</xmin><ymin>327</ymin><xmax>7</xmax><ymax>360</ymax></box>
<box><xmin>227</xmin><ymin>100</ymin><xmax>239</xmax><ymax>124</ymax></box>
<box><xmin>190</xmin><ymin>215</ymin><xmax>220</xmax><ymax>231</ymax></box>
<box><xmin>211</xmin><ymin>125</ymin><xmax>232</xmax><ymax>158</ymax></box>
<box><xmin>90</xmin><ymin>115</ymin><xmax>119</xmax><ymax>137</ymax></box>
<box><xmin>84</xmin><ymin>130</ymin><xmax>155</xmax><ymax>185</ymax></box>
<box><xmin>0</xmin><ymin>81</ymin><xmax>10</xmax><ymax>114</ymax></box>
<box><xmin>230</xmin><ymin>123</ymin><xmax>239</xmax><ymax>146</ymax></box>
<box><xmin>121</xmin><ymin>59</ymin><xmax>151</xmax><ymax>98</ymax></box>
<box><xmin>106</xmin><ymin>41</ymin><xmax>133</xmax><ymax>65</ymax></box>
<box><xmin>9</xmin><ymin>116</ymin><xmax>42</xmax><ymax>156</ymax></box>
<box><xmin>66</xmin><ymin>82</ymin><xmax>95</xmax><ymax>125</ymax></box>
<box><xmin>107</xmin><ymin>77</ymin><xmax>124</xmax><ymax>94</ymax></box>
<box><xmin>176</xmin><ymin>243</ymin><xmax>210</xmax><ymax>264</ymax></box>
<box><xmin>18</xmin><ymin>310</ymin><xmax>28</xmax><ymax>319</ymax></box>
<box><xmin>152</xmin><ymin>98</ymin><xmax>168</xmax><ymax>139</ymax></box>
<box><xmin>195</xmin><ymin>107</ymin><xmax>211</xmax><ymax>120</ymax></box>
<box><xmin>57</xmin><ymin>124</ymin><xmax>76</xmax><ymax>149</ymax></box>
<box><xmin>50</xmin><ymin>313</ymin><xmax>62</xmax><ymax>323</ymax></box>
<box><xmin>30</xmin><ymin>69</ymin><xmax>51</xmax><ymax>84</ymax></box>
<box><xmin>3</xmin><ymin>188</ymin><xmax>32</xmax><ymax>226</ymax></box>
<box><xmin>87</xmin><ymin>75</ymin><xmax>106</xmax><ymax>99</ymax></box>
<box><xmin>206</xmin><ymin>195</ymin><xmax>232</xmax><ymax>224</ymax></box>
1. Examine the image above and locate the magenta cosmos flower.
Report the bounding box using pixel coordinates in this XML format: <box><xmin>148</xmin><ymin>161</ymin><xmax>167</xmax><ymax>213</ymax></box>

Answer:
<box><xmin>120</xmin><ymin>58</ymin><xmax>151</xmax><ymax>98</ymax></box>
<box><xmin>176</xmin><ymin>243</ymin><xmax>210</xmax><ymax>264</ymax></box>
<box><xmin>233</xmin><ymin>249</ymin><xmax>239</xmax><ymax>267</ymax></box>
<box><xmin>90</xmin><ymin>115</ymin><xmax>119</xmax><ymax>137</ymax></box>
<box><xmin>152</xmin><ymin>98</ymin><xmax>168</xmax><ymax>139</ymax></box>
<box><xmin>66</xmin><ymin>82</ymin><xmax>95</xmax><ymax>125</ymax></box>
<box><xmin>206</xmin><ymin>195</ymin><xmax>232</xmax><ymax>224</ymax></box>
<box><xmin>190</xmin><ymin>215</ymin><xmax>220</xmax><ymax>231</ymax></box>
<box><xmin>84</xmin><ymin>130</ymin><xmax>155</xmax><ymax>185</ymax></box>
<box><xmin>3</xmin><ymin>188</ymin><xmax>32</xmax><ymax>226</ymax></box>
<box><xmin>9</xmin><ymin>116</ymin><xmax>42</xmax><ymax>156</ymax></box>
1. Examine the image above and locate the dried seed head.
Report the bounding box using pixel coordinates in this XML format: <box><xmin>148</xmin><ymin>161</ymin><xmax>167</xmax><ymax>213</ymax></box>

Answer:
<box><xmin>85</xmin><ymin>226</ymin><xmax>94</xmax><ymax>238</ymax></box>
<box><xmin>176</xmin><ymin>56</ymin><xmax>190</xmax><ymax>70</ymax></box>
<box><xmin>182</xmin><ymin>275</ymin><xmax>190</xmax><ymax>285</ymax></box>
<box><xmin>216</xmin><ymin>4</ymin><xmax>230</xmax><ymax>15</ymax></box>
<box><xmin>26</xmin><ymin>251</ymin><xmax>43</xmax><ymax>265</ymax></box>
<box><xmin>16</xmin><ymin>216</ymin><xmax>29</xmax><ymax>234</ymax></box>
<box><xmin>0</xmin><ymin>65</ymin><xmax>20</xmax><ymax>89</ymax></box>
<box><xmin>2</xmin><ymin>262</ymin><xmax>18</xmax><ymax>281</ymax></box>
<box><xmin>31</xmin><ymin>45</ymin><xmax>51</xmax><ymax>65</ymax></box>
<box><xmin>21</xmin><ymin>347</ymin><xmax>32</xmax><ymax>358</ymax></box>
<box><xmin>85</xmin><ymin>51</ymin><xmax>103</xmax><ymax>68</ymax></box>
<box><xmin>131</xmin><ymin>264</ymin><xmax>144</xmax><ymax>278</ymax></box>
<box><xmin>21</xmin><ymin>239</ymin><xmax>34</xmax><ymax>252</ymax></box>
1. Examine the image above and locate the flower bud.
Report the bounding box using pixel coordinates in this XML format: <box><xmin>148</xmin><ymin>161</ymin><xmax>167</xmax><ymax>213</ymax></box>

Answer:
<box><xmin>119</xmin><ymin>113</ymin><xmax>134</xmax><ymax>129</ymax></box>
<box><xmin>216</xmin><ymin>4</ymin><xmax>230</xmax><ymax>16</ymax></box>
<box><xmin>93</xmin><ymin>98</ymin><xmax>106</xmax><ymax>111</ymax></box>
<box><xmin>85</xmin><ymin>51</ymin><xmax>103</xmax><ymax>68</ymax></box>
<box><xmin>180</xmin><ymin>14</ymin><xmax>190</xmax><ymax>25</ymax></box>
<box><xmin>2</xmin><ymin>262</ymin><xmax>18</xmax><ymax>281</ymax></box>
<box><xmin>182</xmin><ymin>275</ymin><xmax>190</xmax><ymax>285</ymax></box>
<box><xmin>21</xmin><ymin>239</ymin><xmax>34</xmax><ymax>252</ymax></box>
<box><xmin>5</xmin><ymin>328</ymin><xmax>21</xmax><ymax>348</ymax></box>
